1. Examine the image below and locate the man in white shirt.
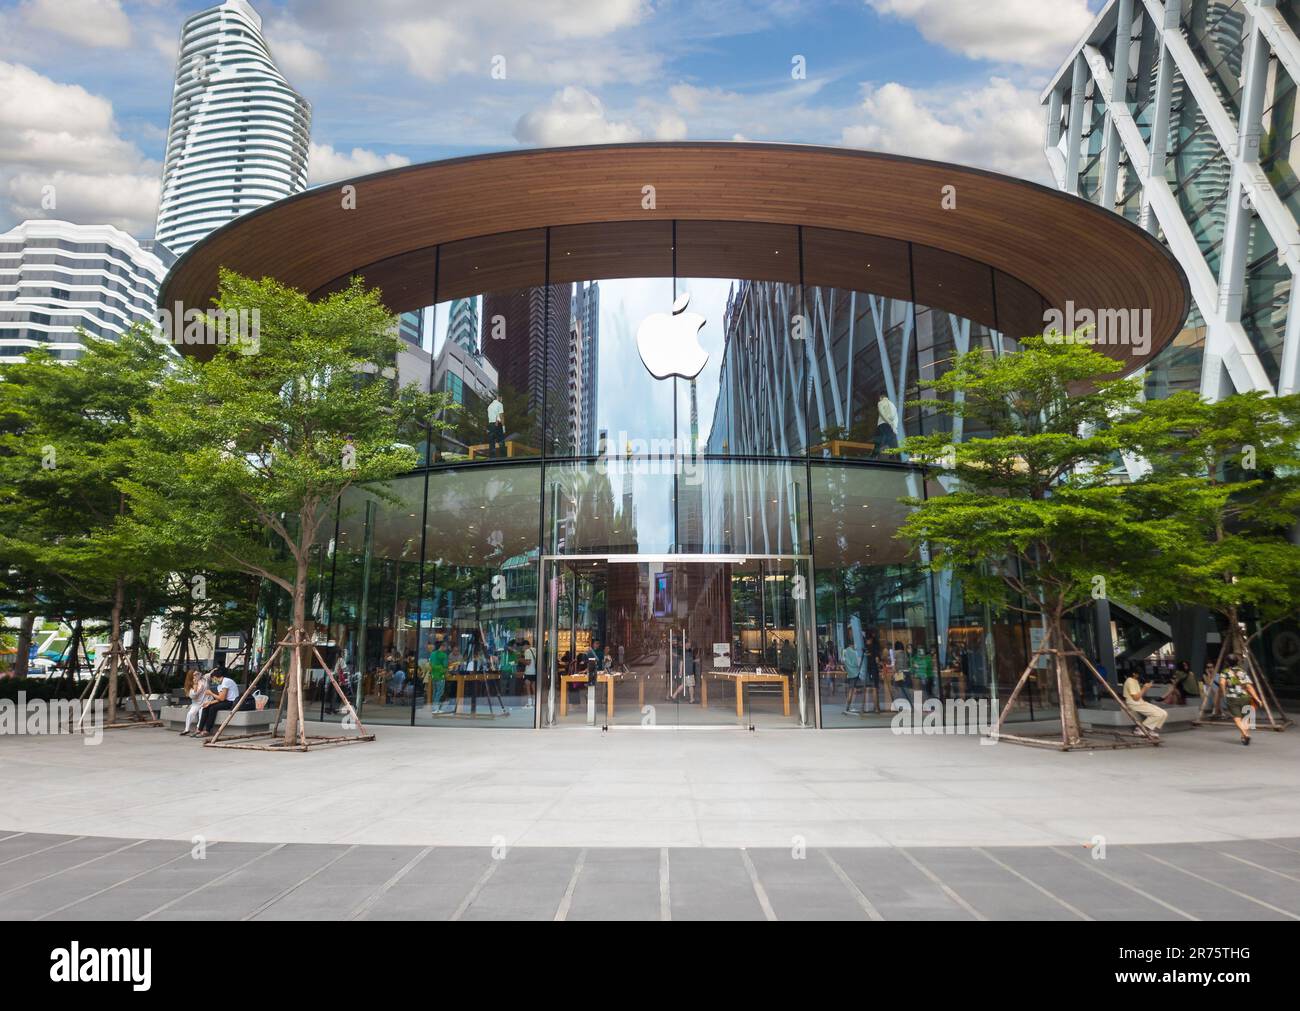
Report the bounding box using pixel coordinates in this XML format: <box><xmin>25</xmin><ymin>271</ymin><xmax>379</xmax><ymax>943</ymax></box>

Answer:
<box><xmin>196</xmin><ymin>667</ymin><xmax>241</xmax><ymax>737</ymax></box>
<box><xmin>487</xmin><ymin>397</ymin><xmax>506</xmax><ymax>458</ymax></box>
<box><xmin>874</xmin><ymin>393</ymin><xmax>899</xmax><ymax>451</ymax></box>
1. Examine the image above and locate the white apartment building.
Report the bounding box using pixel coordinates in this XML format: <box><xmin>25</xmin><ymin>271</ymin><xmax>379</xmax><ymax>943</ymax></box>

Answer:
<box><xmin>155</xmin><ymin>0</ymin><xmax>311</xmax><ymax>256</ymax></box>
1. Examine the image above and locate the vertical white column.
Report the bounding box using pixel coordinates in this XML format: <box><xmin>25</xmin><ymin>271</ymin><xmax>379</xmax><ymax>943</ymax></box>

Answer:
<box><xmin>1065</xmin><ymin>54</ymin><xmax>1089</xmax><ymax>194</ymax></box>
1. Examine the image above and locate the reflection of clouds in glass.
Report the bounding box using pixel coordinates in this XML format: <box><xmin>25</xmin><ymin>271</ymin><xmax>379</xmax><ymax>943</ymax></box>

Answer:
<box><xmin>675</xmin><ymin>277</ymin><xmax>737</xmax><ymax>448</ymax></box>
<box><xmin>597</xmin><ymin>278</ymin><xmax>674</xmax><ymax>447</ymax></box>
<box><xmin>597</xmin><ymin>276</ymin><xmax>736</xmax><ymax>451</ymax></box>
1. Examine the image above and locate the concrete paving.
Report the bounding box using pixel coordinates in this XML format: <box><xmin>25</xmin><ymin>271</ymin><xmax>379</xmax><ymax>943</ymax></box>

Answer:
<box><xmin>4</xmin><ymin>722</ymin><xmax>1299</xmax><ymax>920</ymax></box>
<box><xmin>3</xmin><ymin>721</ymin><xmax>1298</xmax><ymax>849</ymax></box>
<box><xmin>2</xmin><ymin>830</ymin><xmax>1299</xmax><ymax>920</ymax></box>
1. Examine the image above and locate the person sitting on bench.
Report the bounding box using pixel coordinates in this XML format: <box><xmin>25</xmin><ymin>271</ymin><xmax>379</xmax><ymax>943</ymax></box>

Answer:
<box><xmin>195</xmin><ymin>667</ymin><xmax>240</xmax><ymax>738</ymax></box>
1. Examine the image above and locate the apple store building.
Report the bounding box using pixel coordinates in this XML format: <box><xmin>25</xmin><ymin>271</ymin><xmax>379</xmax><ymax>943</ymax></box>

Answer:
<box><xmin>162</xmin><ymin>143</ymin><xmax>1187</xmax><ymax>732</ymax></box>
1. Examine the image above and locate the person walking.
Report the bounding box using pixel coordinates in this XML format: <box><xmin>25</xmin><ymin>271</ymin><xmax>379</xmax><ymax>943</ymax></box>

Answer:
<box><xmin>841</xmin><ymin>640</ymin><xmax>865</xmax><ymax>715</ymax></box>
<box><xmin>426</xmin><ymin>639</ymin><xmax>449</xmax><ymax>715</ymax></box>
<box><xmin>1220</xmin><ymin>653</ymin><xmax>1264</xmax><ymax>745</ymax></box>
<box><xmin>521</xmin><ymin>639</ymin><xmax>536</xmax><ymax>707</ymax></box>
<box><xmin>668</xmin><ymin>641</ymin><xmax>698</xmax><ymax>704</ymax></box>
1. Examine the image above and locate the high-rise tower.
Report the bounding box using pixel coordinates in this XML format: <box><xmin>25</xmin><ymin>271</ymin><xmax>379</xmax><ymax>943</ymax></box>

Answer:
<box><xmin>155</xmin><ymin>0</ymin><xmax>311</xmax><ymax>256</ymax></box>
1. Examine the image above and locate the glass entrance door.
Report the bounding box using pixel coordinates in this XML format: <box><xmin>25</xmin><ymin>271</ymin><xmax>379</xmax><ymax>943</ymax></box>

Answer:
<box><xmin>538</xmin><ymin>555</ymin><xmax>817</xmax><ymax>729</ymax></box>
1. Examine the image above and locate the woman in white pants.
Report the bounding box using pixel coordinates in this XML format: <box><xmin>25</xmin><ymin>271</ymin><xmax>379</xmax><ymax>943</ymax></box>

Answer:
<box><xmin>182</xmin><ymin>670</ymin><xmax>212</xmax><ymax>735</ymax></box>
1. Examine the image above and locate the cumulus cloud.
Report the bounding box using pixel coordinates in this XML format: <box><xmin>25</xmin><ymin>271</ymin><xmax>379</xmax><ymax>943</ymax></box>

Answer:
<box><xmin>19</xmin><ymin>0</ymin><xmax>132</xmax><ymax>49</ymax></box>
<box><xmin>0</xmin><ymin>61</ymin><xmax>160</xmax><ymax>235</ymax></box>
<box><xmin>652</xmin><ymin>111</ymin><xmax>687</xmax><ymax>141</ymax></box>
<box><xmin>866</xmin><ymin>0</ymin><xmax>1095</xmax><ymax>68</ymax></box>
<box><xmin>269</xmin><ymin>38</ymin><xmax>330</xmax><ymax>83</ymax></box>
<box><xmin>514</xmin><ymin>87</ymin><xmax>642</xmax><ymax>146</ymax></box>
<box><xmin>841</xmin><ymin>77</ymin><xmax>1047</xmax><ymax>181</ymax></box>
<box><xmin>307</xmin><ymin>142</ymin><xmax>412</xmax><ymax>185</ymax></box>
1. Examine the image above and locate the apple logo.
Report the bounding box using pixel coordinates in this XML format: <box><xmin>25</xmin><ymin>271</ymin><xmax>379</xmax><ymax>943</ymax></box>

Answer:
<box><xmin>636</xmin><ymin>292</ymin><xmax>708</xmax><ymax>380</ymax></box>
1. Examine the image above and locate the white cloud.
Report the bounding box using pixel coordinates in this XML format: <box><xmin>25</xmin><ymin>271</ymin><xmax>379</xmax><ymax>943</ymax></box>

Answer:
<box><xmin>514</xmin><ymin>87</ymin><xmax>642</xmax><ymax>146</ymax></box>
<box><xmin>0</xmin><ymin>61</ymin><xmax>160</xmax><ymax>234</ymax></box>
<box><xmin>652</xmin><ymin>111</ymin><xmax>687</xmax><ymax>141</ymax></box>
<box><xmin>285</xmin><ymin>0</ymin><xmax>655</xmax><ymax>84</ymax></box>
<box><xmin>841</xmin><ymin>77</ymin><xmax>1048</xmax><ymax>181</ymax></box>
<box><xmin>270</xmin><ymin>38</ymin><xmax>330</xmax><ymax>83</ymax></box>
<box><xmin>20</xmin><ymin>0</ymin><xmax>132</xmax><ymax>49</ymax></box>
<box><xmin>307</xmin><ymin>142</ymin><xmax>412</xmax><ymax>185</ymax></box>
<box><xmin>867</xmin><ymin>0</ymin><xmax>1095</xmax><ymax>68</ymax></box>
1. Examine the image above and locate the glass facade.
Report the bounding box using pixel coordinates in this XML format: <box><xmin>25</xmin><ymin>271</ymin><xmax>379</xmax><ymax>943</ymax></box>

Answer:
<box><xmin>255</xmin><ymin>221</ymin><xmax>1065</xmax><ymax>730</ymax></box>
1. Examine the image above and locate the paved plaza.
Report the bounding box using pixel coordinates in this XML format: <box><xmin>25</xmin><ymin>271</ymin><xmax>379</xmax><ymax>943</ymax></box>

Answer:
<box><xmin>3</xmin><ymin>722</ymin><xmax>1299</xmax><ymax>919</ymax></box>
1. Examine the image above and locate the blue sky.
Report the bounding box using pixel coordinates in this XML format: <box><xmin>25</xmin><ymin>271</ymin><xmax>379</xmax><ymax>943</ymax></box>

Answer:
<box><xmin>0</xmin><ymin>0</ymin><xmax>1106</xmax><ymax>238</ymax></box>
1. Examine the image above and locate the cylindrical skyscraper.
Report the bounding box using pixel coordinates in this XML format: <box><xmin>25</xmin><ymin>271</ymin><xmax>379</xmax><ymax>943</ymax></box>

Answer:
<box><xmin>155</xmin><ymin>0</ymin><xmax>310</xmax><ymax>256</ymax></box>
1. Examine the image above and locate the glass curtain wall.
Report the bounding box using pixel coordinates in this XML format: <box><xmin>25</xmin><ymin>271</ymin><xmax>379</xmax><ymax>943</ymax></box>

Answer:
<box><xmin>318</xmin><ymin>221</ymin><xmax>1061</xmax><ymax>728</ymax></box>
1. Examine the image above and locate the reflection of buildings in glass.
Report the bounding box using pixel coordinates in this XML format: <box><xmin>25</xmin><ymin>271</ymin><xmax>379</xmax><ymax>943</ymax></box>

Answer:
<box><xmin>706</xmin><ymin>280</ymin><xmax>916</xmax><ymax>457</ymax></box>
<box><xmin>393</xmin><ymin>307</ymin><xmax>432</xmax><ymax>391</ymax></box>
<box><xmin>432</xmin><ymin>335</ymin><xmax>499</xmax><ymax>454</ymax></box>
<box><xmin>567</xmin><ymin>317</ymin><xmax>585</xmax><ymax>457</ymax></box>
<box><xmin>398</xmin><ymin>309</ymin><xmax>423</xmax><ymax>347</ymax></box>
<box><xmin>481</xmin><ymin>284</ymin><xmax>571</xmax><ymax>447</ymax></box>
<box><xmin>447</xmin><ymin>297</ymin><xmax>479</xmax><ymax>354</ymax></box>
<box><xmin>572</xmin><ymin>282</ymin><xmax>600</xmax><ymax>456</ymax></box>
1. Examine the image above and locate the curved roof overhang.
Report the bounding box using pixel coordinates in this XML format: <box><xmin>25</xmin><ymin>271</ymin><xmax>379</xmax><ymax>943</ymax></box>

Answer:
<box><xmin>160</xmin><ymin>142</ymin><xmax>1189</xmax><ymax>373</ymax></box>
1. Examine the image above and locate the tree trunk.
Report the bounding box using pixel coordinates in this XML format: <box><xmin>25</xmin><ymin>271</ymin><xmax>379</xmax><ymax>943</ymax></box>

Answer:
<box><xmin>1050</xmin><ymin>616</ymin><xmax>1083</xmax><ymax>746</ymax></box>
<box><xmin>107</xmin><ymin>576</ymin><xmax>125</xmax><ymax>718</ymax></box>
<box><xmin>284</xmin><ymin>552</ymin><xmax>311</xmax><ymax>745</ymax></box>
<box><xmin>13</xmin><ymin>610</ymin><xmax>36</xmax><ymax>680</ymax></box>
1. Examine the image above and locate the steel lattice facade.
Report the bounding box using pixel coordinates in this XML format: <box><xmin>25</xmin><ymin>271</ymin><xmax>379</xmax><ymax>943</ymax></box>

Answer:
<box><xmin>1043</xmin><ymin>0</ymin><xmax>1300</xmax><ymax>400</ymax></box>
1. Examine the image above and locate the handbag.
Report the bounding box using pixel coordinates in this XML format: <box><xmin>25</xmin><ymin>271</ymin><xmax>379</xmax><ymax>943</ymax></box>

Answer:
<box><xmin>253</xmin><ymin>690</ymin><xmax>268</xmax><ymax>711</ymax></box>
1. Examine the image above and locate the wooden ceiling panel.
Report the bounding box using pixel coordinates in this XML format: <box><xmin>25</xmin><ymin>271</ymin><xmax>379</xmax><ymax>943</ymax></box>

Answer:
<box><xmin>162</xmin><ymin>143</ymin><xmax>1189</xmax><ymax>371</ymax></box>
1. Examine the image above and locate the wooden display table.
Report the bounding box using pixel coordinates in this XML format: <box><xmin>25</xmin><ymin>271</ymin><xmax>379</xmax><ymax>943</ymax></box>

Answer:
<box><xmin>702</xmin><ymin>668</ymin><xmax>790</xmax><ymax>717</ymax></box>
<box><xmin>806</xmin><ymin>439</ymin><xmax>876</xmax><ymax>459</ymax></box>
<box><xmin>559</xmin><ymin>672</ymin><xmax>619</xmax><ymax>718</ymax></box>
<box><xmin>467</xmin><ymin>440</ymin><xmax>539</xmax><ymax>460</ymax></box>
<box><xmin>429</xmin><ymin>671</ymin><xmax>507</xmax><ymax>716</ymax></box>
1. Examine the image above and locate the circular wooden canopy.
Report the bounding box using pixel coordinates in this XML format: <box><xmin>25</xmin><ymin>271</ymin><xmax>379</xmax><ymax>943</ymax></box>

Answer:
<box><xmin>160</xmin><ymin>142</ymin><xmax>1188</xmax><ymax>371</ymax></box>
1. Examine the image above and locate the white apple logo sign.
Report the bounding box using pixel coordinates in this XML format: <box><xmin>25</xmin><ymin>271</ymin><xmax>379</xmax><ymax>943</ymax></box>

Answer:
<box><xmin>636</xmin><ymin>291</ymin><xmax>708</xmax><ymax>380</ymax></box>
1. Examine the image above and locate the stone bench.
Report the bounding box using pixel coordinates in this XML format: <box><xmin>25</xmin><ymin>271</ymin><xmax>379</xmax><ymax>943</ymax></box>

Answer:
<box><xmin>160</xmin><ymin>704</ymin><xmax>277</xmax><ymax>736</ymax></box>
<box><xmin>1082</xmin><ymin>702</ymin><xmax>1201</xmax><ymax>732</ymax></box>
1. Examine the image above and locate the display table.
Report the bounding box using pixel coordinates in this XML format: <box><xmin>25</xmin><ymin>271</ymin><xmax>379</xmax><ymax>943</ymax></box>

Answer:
<box><xmin>430</xmin><ymin>671</ymin><xmax>507</xmax><ymax>717</ymax></box>
<box><xmin>702</xmin><ymin>668</ymin><xmax>790</xmax><ymax>717</ymax></box>
<box><xmin>559</xmin><ymin>672</ymin><xmax>619</xmax><ymax>718</ymax></box>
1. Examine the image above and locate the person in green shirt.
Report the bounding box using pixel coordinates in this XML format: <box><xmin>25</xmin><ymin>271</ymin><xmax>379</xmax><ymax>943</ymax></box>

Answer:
<box><xmin>427</xmin><ymin>639</ymin><xmax>449</xmax><ymax>714</ymax></box>
<box><xmin>913</xmin><ymin>648</ymin><xmax>937</xmax><ymax>697</ymax></box>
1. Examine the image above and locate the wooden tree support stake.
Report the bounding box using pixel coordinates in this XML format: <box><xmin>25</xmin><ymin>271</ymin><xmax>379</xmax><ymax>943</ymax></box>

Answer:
<box><xmin>205</xmin><ymin>627</ymin><xmax>374</xmax><ymax>752</ymax></box>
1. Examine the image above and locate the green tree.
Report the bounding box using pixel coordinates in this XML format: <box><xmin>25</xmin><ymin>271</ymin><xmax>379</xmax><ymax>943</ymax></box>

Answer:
<box><xmin>130</xmin><ymin>271</ymin><xmax>452</xmax><ymax>744</ymax></box>
<box><xmin>0</xmin><ymin>327</ymin><xmax>175</xmax><ymax>715</ymax></box>
<box><xmin>895</xmin><ymin>336</ymin><xmax>1186</xmax><ymax>746</ymax></box>
<box><xmin>1125</xmin><ymin>390</ymin><xmax>1300</xmax><ymax>710</ymax></box>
